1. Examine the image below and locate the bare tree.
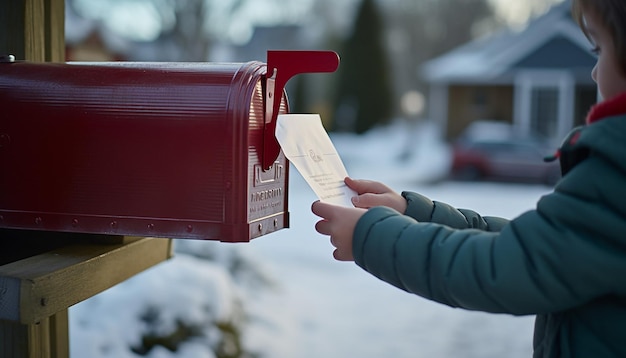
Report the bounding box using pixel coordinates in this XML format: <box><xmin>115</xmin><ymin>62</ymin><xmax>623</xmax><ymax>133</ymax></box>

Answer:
<box><xmin>67</xmin><ymin>0</ymin><xmax>308</xmax><ymax>61</ymax></box>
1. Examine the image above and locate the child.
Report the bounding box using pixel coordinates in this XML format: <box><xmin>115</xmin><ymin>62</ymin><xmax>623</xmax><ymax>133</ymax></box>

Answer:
<box><xmin>312</xmin><ymin>0</ymin><xmax>626</xmax><ymax>356</ymax></box>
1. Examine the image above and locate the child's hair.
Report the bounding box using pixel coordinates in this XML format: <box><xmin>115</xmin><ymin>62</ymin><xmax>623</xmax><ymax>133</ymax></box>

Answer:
<box><xmin>572</xmin><ymin>0</ymin><xmax>626</xmax><ymax>75</ymax></box>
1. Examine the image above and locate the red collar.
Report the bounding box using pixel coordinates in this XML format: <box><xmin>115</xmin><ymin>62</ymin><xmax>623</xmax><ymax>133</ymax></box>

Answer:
<box><xmin>587</xmin><ymin>92</ymin><xmax>626</xmax><ymax>124</ymax></box>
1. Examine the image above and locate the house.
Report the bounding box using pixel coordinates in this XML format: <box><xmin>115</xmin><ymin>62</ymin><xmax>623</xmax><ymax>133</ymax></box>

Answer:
<box><xmin>420</xmin><ymin>0</ymin><xmax>597</xmax><ymax>143</ymax></box>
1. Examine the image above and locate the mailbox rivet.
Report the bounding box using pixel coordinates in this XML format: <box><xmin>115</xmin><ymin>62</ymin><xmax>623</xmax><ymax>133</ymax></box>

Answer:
<box><xmin>110</xmin><ymin>221</ymin><xmax>118</xmax><ymax>229</ymax></box>
<box><xmin>0</xmin><ymin>215</ymin><xmax>3</xmax><ymax>222</ymax></box>
<box><xmin>72</xmin><ymin>218</ymin><xmax>79</xmax><ymax>227</ymax></box>
<box><xmin>148</xmin><ymin>223</ymin><xmax>155</xmax><ymax>230</ymax></box>
<box><xmin>35</xmin><ymin>217</ymin><xmax>42</xmax><ymax>225</ymax></box>
<box><xmin>186</xmin><ymin>225</ymin><xmax>193</xmax><ymax>233</ymax></box>
<box><xmin>0</xmin><ymin>55</ymin><xmax>15</xmax><ymax>63</ymax></box>
<box><xmin>258</xmin><ymin>223</ymin><xmax>263</xmax><ymax>232</ymax></box>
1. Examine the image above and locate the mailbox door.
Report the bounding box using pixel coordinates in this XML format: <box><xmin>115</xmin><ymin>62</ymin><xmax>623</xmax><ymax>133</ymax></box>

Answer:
<box><xmin>241</xmin><ymin>76</ymin><xmax>289</xmax><ymax>241</ymax></box>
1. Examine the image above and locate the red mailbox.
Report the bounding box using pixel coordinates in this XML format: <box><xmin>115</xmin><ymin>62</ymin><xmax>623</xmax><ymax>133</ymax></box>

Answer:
<box><xmin>0</xmin><ymin>51</ymin><xmax>340</xmax><ymax>242</ymax></box>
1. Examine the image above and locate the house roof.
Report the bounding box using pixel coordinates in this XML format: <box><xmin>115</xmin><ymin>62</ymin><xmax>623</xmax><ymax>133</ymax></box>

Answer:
<box><xmin>420</xmin><ymin>0</ymin><xmax>596</xmax><ymax>84</ymax></box>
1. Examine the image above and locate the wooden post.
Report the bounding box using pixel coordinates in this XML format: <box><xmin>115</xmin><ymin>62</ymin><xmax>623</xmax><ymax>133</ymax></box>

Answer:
<box><xmin>0</xmin><ymin>311</ymin><xmax>69</xmax><ymax>358</ymax></box>
<box><xmin>0</xmin><ymin>1</ymin><xmax>175</xmax><ymax>357</ymax></box>
<box><xmin>0</xmin><ymin>0</ymin><xmax>64</xmax><ymax>62</ymax></box>
<box><xmin>44</xmin><ymin>0</ymin><xmax>65</xmax><ymax>62</ymax></box>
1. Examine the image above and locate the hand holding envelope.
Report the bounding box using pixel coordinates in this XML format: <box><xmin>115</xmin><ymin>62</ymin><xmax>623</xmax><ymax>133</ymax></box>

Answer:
<box><xmin>275</xmin><ymin>114</ymin><xmax>356</xmax><ymax>207</ymax></box>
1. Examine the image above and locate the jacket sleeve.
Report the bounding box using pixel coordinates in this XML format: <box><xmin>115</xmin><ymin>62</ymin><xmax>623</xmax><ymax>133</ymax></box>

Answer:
<box><xmin>354</xmin><ymin>157</ymin><xmax>626</xmax><ymax>315</ymax></box>
<box><xmin>402</xmin><ymin>191</ymin><xmax>509</xmax><ymax>232</ymax></box>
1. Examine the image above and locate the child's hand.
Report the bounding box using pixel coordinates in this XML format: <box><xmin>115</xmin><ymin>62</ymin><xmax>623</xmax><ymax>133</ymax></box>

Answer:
<box><xmin>311</xmin><ymin>200</ymin><xmax>367</xmax><ymax>261</ymax></box>
<box><xmin>345</xmin><ymin>177</ymin><xmax>407</xmax><ymax>214</ymax></box>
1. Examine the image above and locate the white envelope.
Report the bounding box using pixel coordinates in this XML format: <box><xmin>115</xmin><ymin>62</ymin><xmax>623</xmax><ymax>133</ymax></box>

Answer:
<box><xmin>275</xmin><ymin>114</ymin><xmax>356</xmax><ymax>207</ymax></box>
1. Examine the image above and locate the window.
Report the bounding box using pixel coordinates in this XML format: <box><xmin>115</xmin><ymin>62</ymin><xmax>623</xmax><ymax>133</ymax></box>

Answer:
<box><xmin>530</xmin><ymin>87</ymin><xmax>559</xmax><ymax>138</ymax></box>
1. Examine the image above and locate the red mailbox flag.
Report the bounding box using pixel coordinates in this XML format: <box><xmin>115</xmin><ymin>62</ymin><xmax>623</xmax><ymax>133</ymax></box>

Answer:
<box><xmin>263</xmin><ymin>51</ymin><xmax>340</xmax><ymax>170</ymax></box>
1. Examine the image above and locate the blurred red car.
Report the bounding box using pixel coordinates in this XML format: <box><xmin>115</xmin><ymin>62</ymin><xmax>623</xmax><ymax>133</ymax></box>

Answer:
<box><xmin>449</xmin><ymin>122</ymin><xmax>561</xmax><ymax>185</ymax></box>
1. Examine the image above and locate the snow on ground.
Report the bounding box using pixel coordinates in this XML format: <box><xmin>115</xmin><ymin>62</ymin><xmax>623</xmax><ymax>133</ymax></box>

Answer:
<box><xmin>70</xmin><ymin>120</ymin><xmax>553</xmax><ymax>358</ymax></box>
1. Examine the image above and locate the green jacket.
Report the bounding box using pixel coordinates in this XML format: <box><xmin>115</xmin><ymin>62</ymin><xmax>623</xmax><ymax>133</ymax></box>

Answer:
<box><xmin>353</xmin><ymin>111</ymin><xmax>626</xmax><ymax>357</ymax></box>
